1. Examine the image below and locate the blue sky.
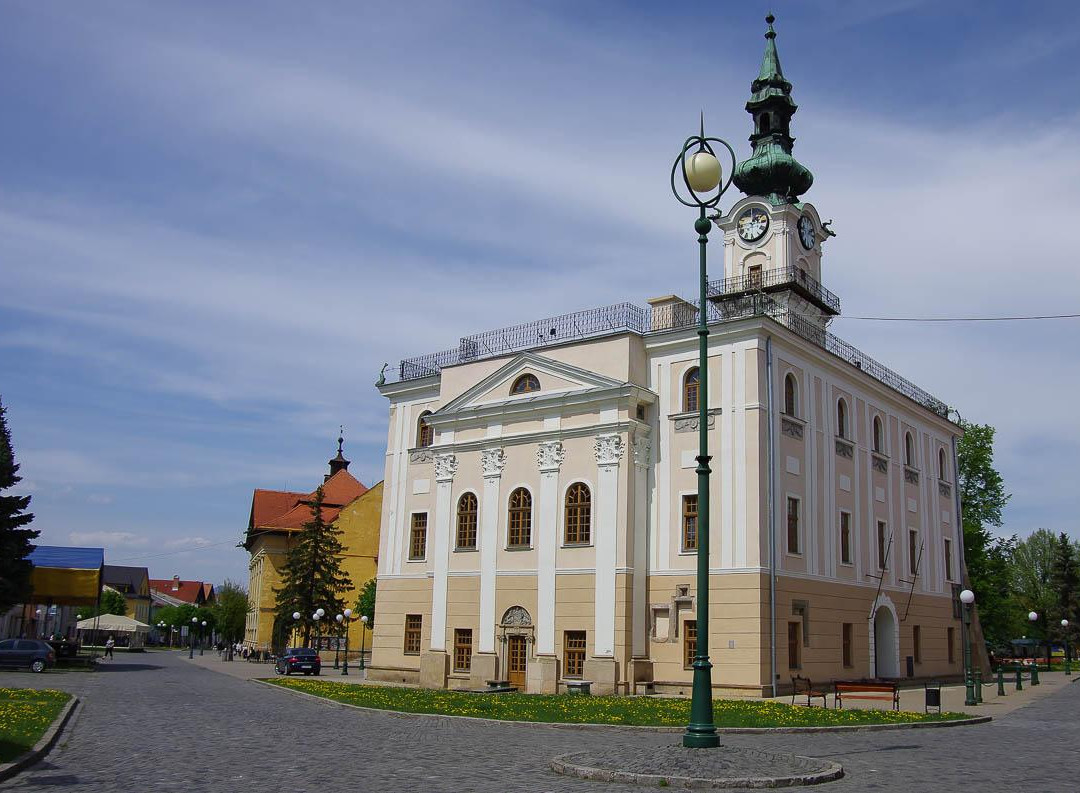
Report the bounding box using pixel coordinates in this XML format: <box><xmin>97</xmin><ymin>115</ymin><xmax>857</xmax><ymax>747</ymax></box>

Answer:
<box><xmin>2</xmin><ymin>0</ymin><xmax>1078</xmax><ymax>586</ymax></box>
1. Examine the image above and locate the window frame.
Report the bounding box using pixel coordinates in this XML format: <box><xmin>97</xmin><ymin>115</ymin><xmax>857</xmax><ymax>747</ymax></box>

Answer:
<box><xmin>683</xmin><ymin>620</ymin><xmax>697</xmax><ymax>669</ymax></box>
<box><xmin>404</xmin><ymin>614</ymin><xmax>422</xmax><ymax>655</ymax></box>
<box><xmin>455</xmin><ymin>492</ymin><xmax>478</xmax><ymax>551</ymax></box>
<box><xmin>944</xmin><ymin>538</ymin><xmax>953</xmax><ymax>582</ymax></box>
<box><xmin>510</xmin><ymin>373</ymin><xmax>540</xmax><ymax>395</ymax></box>
<box><xmin>409</xmin><ymin>512</ymin><xmax>428</xmax><ymax>561</ymax></box>
<box><xmin>507</xmin><ymin>487</ymin><xmax>533</xmax><ymax>549</ymax></box>
<box><xmin>563</xmin><ymin>630</ymin><xmax>586</xmax><ymax>679</ymax></box>
<box><xmin>682</xmin><ymin>366</ymin><xmax>700</xmax><ymax>413</ymax></box>
<box><xmin>783</xmin><ymin>373</ymin><xmax>798</xmax><ymax>417</ymax></box>
<box><xmin>872</xmin><ymin>415</ymin><xmax>884</xmax><ymax>454</ymax></box>
<box><xmin>563</xmin><ymin>482</ymin><xmax>592</xmax><ymax>546</ymax></box>
<box><xmin>453</xmin><ymin>628</ymin><xmax>473</xmax><ymax>672</ymax></box>
<box><xmin>836</xmin><ymin>397</ymin><xmax>848</xmax><ymax>440</ymax></box>
<box><xmin>681</xmin><ymin>493</ymin><xmax>699</xmax><ymax>552</ymax></box>
<box><xmin>839</xmin><ymin>510</ymin><xmax>852</xmax><ymax>565</ymax></box>
<box><xmin>904</xmin><ymin>432</ymin><xmax>915</xmax><ymax>467</ymax></box>
<box><xmin>416</xmin><ymin>411</ymin><xmax>434</xmax><ymax>449</ymax></box>
<box><xmin>842</xmin><ymin>622</ymin><xmax>853</xmax><ymax>668</ymax></box>
<box><xmin>938</xmin><ymin>448</ymin><xmax>947</xmax><ymax>481</ymax></box>
<box><xmin>786</xmin><ymin>496</ymin><xmax>801</xmax><ymax>555</ymax></box>
<box><xmin>877</xmin><ymin>520</ymin><xmax>889</xmax><ymax>570</ymax></box>
<box><xmin>908</xmin><ymin>529</ymin><xmax>918</xmax><ymax>575</ymax></box>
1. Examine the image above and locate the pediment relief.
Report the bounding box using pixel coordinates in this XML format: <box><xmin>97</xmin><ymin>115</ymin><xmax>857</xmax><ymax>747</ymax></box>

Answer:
<box><xmin>436</xmin><ymin>352</ymin><xmax>625</xmax><ymax>416</ymax></box>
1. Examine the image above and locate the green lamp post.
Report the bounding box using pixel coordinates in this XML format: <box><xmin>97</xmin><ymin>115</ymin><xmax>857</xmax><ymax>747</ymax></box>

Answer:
<box><xmin>1062</xmin><ymin>619</ymin><xmax>1072</xmax><ymax>675</ymax></box>
<box><xmin>1027</xmin><ymin>612</ymin><xmax>1040</xmax><ymax>684</ymax></box>
<box><xmin>670</xmin><ymin>116</ymin><xmax>737</xmax><ymax>749</ymax></box>
<box><xmin>959</xmin><ymin>589</ymin><xmax>976</xmax><ymax>706</ymax></box>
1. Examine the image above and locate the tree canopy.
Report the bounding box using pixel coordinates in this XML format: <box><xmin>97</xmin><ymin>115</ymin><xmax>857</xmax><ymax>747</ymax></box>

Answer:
<box><xmin>0</xmin><ymin>397</ymin><xmax>38</xmax><ymax>614</ymax></box>
<box><xmin>80</xmin><ymin>586</ymin><xmax>128</xmax><ymax>618</ymax></box>
<box><xmin>213</xmin><ymin>580</ymin><xmax>250</xmax><ymax>659</ymax></box>
<box><xmin>355</xmin><ymin>578</ymin><xmax>376</xmax><ymax>627</ymax></box>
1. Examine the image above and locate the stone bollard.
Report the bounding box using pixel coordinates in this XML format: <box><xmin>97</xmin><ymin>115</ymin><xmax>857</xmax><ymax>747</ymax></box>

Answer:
<box><xmin>1031</xmin><ymin>662</ymin><xmax>1040</xmax><ymax>686</ymax></box>
<box><xmin>1015</xmin><ymin>663</ymin><xmax>1023</xmax><ymax>692</ymax></box>
<box><xmin>997</xmin><ymin>666</ymin><xmax>1006</xmax><ymax>697</ymax></box>
<box><xmin>974</xmin><ymin>667</ymin><xmax>983</xmax><ymax>703</ymax></box>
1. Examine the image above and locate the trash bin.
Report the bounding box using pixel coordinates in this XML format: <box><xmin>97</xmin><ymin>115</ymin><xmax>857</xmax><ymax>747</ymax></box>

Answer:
<box><xmin>925</xmin><ymin>680</ymin><xmax>942</xmax><ymax>714</ymax></box>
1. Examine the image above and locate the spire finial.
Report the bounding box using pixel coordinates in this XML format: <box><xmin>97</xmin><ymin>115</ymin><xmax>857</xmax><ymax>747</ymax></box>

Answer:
<box><xmin>338</xmin><ymin>424</ymin><xmax>344</xmax><ymax>453</ymax></box>
<box><xmin>766</xmin><ymin>13</ymin><xmax>776</xmax><ymax>35</ymax></box>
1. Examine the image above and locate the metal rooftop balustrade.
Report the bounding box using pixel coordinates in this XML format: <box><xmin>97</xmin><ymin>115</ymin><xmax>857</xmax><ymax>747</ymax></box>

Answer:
<box><xmin>389</xmin><ymin>295</ymin><xmax>948</xmax><ymax>417</ymax></box>
<box><xmin>707</xmin><ymin>265</ymin><xmax>841</xmax><ymax>315</ymax></box>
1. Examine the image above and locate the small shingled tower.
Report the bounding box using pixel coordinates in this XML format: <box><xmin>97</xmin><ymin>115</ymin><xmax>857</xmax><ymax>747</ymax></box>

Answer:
<box><xmin>732</xmin><ymin>14</ymin><xmax>814</xmax><ymax>204</ymax></box>
<box><xmin>326</xmin><ymin>427</ymin><xmax>350</xmax><ymax>480</ymax></box>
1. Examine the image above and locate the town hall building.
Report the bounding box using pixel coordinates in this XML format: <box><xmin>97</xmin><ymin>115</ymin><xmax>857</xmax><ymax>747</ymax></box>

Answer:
<box><xmin>368</xmin><ymin>17</ymin><xmax>970</xmax><ymax>695</ymax></box>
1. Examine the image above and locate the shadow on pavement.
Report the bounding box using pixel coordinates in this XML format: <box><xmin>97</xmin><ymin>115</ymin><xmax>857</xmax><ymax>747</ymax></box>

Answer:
<box><xmin>94</xmin><ymin>663</ymin><xmax>164</xmax><ymax>672</ymax></box>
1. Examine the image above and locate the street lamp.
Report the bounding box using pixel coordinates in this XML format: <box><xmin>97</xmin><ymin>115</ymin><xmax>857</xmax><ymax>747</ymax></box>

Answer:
<box><xmin>200</xmin><ymin>620</ymin><xmax>207</xmax><ymax>656</ymax></box>
<box><xmin>1061</xmin><ymin>619</ymin><xmax>1071</xmax><ymax>675</ymax></box>
<box><xmin>359</xmin><ymin>615</ymin><xmax>369</xmax><ymax>671</ymax></box>
<box><xmin>312</xmin><ymin>611</ymin><xmax>322</xmax><ymax>651</ymax></box>
<box><xmin>338</xmin><ymin>609</ymin><xmax>354</xmax><ymax>676</ymax></box>
<box><xmin>670</xmin><ymin>114</ymin><xmax>737</xmax><ymax>750</ymax></box>
<box><xmin>291</xmin><ymin>611</ymin><xmax>301</xmax><ymax>648</ymax></box>
<box><xmin>960</xmin><ymin>589</ymin><xmax>976</xmax><ymax>706</ymax></box>
<box><xmin>189</xmin><ymin>616</ymin><xmax>198</xmax><ymax>659</ymax></box>
<box><xmin>1027</xmin><ymin>611</ymin><xmax>1041</xmax><ymax>684</ymax></box>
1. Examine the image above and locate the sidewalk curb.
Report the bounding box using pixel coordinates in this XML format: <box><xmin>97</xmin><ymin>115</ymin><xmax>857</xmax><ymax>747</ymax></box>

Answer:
<box><xmin>0</xmin><ymin>695</ymin><xmax>80</xmax><ymax>783</ymax></box>
<box><xmin>251</xmin><ymin>679</ymin><xmax>992</xmax><ymax>734</ymax></box>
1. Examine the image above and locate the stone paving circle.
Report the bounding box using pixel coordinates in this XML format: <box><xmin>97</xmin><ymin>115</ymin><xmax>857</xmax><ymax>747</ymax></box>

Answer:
<box><xmin>551</xmin><ymin>744</ymin><xmax>844</xmax><ymax>788</ymax></box>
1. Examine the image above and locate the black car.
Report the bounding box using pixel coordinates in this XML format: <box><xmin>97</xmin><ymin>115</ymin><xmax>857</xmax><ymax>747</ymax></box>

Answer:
<box><xmin>274</xmin><ymin>647</ymin><xmax>321</xmax><ymax>676</ymax></box>
<box><xmin>0</xmin><ymin>638</ymin><xmax>56</xmax><ymax>672</ymax></box>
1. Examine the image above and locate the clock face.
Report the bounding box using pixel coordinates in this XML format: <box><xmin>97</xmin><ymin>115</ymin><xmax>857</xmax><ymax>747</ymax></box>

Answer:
<box><xmin>798</xmin><ymin>215</ymin><xmax>816</xmax><ymax>249</ymax></box>
<box><xmin>736</xmin><ymin>207</ymin><xmax>769</xmax><ymax>242</ymax></box>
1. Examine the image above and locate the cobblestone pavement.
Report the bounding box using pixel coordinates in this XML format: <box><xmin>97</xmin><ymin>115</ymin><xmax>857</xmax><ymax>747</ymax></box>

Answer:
<box><xmin>3</xmin><ymin>652</ymin><xmax>1077</xmax><ymax>792</ymax></box>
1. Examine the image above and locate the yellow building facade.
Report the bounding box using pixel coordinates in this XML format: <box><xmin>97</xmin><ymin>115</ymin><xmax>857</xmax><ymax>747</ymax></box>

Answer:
<box><xmin>243</xmin><ymin>441</ymin><xmax>382</xmax><ymax>655</ymax></box>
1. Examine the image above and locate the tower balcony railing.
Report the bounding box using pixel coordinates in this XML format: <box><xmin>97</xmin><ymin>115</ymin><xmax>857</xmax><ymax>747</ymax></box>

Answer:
<box><xmin>388</xmin><ymin>293</ymin><xmax>947</xmax><ymax>418</ymax></box>
<box><xmin>707</xmin><ymin>265</ymin><xmax>841</xmax><ymax>315</ymax></box>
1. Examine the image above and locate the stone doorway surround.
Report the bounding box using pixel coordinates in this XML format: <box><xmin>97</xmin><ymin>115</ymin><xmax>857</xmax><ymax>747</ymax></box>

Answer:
<box><xmin>869</xmin><ymin>593</ymin><xmax>900</xmax><ymax>679</ymax></box>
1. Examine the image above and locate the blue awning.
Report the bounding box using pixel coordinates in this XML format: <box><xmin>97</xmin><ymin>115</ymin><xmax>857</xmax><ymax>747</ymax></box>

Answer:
<box><xmin>29</xmin><ymin>546</ymin><xmax>104</xmax><ymax>570</ymax></box>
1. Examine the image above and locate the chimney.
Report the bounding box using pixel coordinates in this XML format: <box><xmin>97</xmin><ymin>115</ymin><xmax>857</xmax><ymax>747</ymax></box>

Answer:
<box><xmin>172</xmin><ymin>575</ymin><xmax>180</xmax><ymax>592</ymax></box>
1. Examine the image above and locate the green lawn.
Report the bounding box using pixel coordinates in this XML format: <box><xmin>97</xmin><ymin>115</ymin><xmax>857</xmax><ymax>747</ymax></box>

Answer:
<box><xmin>266</xmin><ymin>679</ymin><xmax>969</xmax><ymax>727</ymax></box>
<box><xmin>0</xmin><ymin>688</ymin><xmax>71</xmax><ymax>763</ymax></box>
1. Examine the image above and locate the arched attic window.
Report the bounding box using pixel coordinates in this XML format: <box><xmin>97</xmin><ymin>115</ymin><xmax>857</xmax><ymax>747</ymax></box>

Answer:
<box><xmin>905</xmin><ymin>432</ymin><xmax>915</xmax><ymax>467</ymax></box>
<box><xmin>836</xmin><ymin>398</ymin><xmax>848</xmax><ymax>440</ymax></box>
<box><xmin>511</xmin><ymin>373</ymin><xmax>540</xmax><ymax>395</ymax></box>
<box><xmin>417</xmin><ymin>411</ymin><xmax>434</xmax><ymax>448</ymax></box>
<box><xmin>939</xmin><ymin>448</ymin><xmax>947</xmax><ymax>480</ymax></box>
<box><xmin>783</xmin><ymin>373</ymin><xmax>797</xmax><ymax>417</ymax></box>
<box><xmin>872</xmin><ymin>415</ymin><xmax>884</xmax><ymax>453</ymax></box>
<box><xmin>683</xmin><ymin>367</ymin><xmax>700</xmax><ymax>413</ymax></box>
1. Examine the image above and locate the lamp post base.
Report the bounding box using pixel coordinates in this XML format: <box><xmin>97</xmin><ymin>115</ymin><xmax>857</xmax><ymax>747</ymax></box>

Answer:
<box><xmin>682</xmin><ymin>661</ymin><xmax>720</xmax><ymax>748</ymax></box>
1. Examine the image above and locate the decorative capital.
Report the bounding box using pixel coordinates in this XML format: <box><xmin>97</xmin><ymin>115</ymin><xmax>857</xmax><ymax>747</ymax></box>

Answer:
<box><xmin>632</xmin><ymin>436</ymin><xmax>651</xmax><ymax>468</ymax></box>
<box><xmin>536</xmin><ymin>440</ymin><xmax>565</xmax><ymax>473</ymax></box>
<box><xmin>434</xmin><ymin>453</ymin><xmax>458</xmax><ymax>482</ymax></box>
<box><xmin>594</xmin><ymin>433</ymin><xmax>625</xmax><ymax>467</ymax></box>
<box><xmin>481</xmin><ymin>448</ymin><xmax>507</xmax><ymax>478</ymax></box>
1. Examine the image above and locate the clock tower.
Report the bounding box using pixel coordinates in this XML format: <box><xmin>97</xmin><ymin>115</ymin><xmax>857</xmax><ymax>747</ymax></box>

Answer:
<box><xmin>712</xmin><ymin>14</ymin><xmax>839</xmax><ymax>330</ymax></box>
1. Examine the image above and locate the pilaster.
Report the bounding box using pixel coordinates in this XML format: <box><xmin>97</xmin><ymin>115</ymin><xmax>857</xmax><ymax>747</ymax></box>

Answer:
<box><xmin>429</xmin><ymin>452</ymin><xmax>457</xmax><ymax>652</ymax></box>
<box><xmin>479</xmin><ymin>448</ymin><xmax>506</xmax><ymax>654</ymax></box>
<box><xmin>593</xmin><ymin>433</ymin><xmax>624</xmax><ymax>658</ymax></box>
<box><xmin>535</xmin><ymin>440</ymin><xmax>564</xmax><ymax>656</ymax></box>
<box><xmin>631</xmin><ymin>434</ymin><xmax>650</xmax><ymax>658</ymax></box>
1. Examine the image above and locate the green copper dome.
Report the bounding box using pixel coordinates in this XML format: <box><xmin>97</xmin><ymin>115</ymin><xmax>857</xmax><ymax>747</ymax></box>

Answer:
<box><xmin>732</xmin><ymin>14</ymin><xmax>813</xmax><ymax>203</ymax></box>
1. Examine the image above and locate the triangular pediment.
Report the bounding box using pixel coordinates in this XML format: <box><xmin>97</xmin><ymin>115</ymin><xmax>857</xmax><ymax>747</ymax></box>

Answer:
<box><xmin>437</xmin><ymin>352</ymin><xmax>624</xmax><ymax>415</ymax></box>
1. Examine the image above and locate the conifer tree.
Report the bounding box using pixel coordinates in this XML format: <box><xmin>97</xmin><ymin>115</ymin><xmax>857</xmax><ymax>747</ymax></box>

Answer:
<box><xmin>0</xmin><ymin>397</ymin><xmax>38</xmax><ymax>614</ymax></box>
<box><xmin>1050</xmin><ymin>532</ymin><xmax>1079</xmax><ymax>648</ymax></box>
<box><xmin>273</xmin><ymin>486</ymin><xmax>353</xmax><ymax>647</ymax></box>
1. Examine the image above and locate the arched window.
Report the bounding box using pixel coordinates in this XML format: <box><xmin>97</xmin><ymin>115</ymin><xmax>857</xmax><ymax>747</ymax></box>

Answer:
<box><xmin>783</xmin><ymin>373</ymin><xmax>797</xmax><ymax>417</ymax></box>
<box><xmin>938</xmin><ymin>448</ymin><xmax>947</xmax><ymax>480</ymax></box>
<box><xmin>564</xmin><ymin>483</ymin><xmax>592</xmax><ymax>545</ymax></box>
<box><xmin>507</xmin><ymin>488</ymin><xmax>532</xmax><ymax>548</ymax></box>
<box><xmin>904</xmin><ymin>432</ymin><xmax>915</xmax><ymax>467</ymax></box>
<box><xmin>510</xmin><ymin>373</ymin><xmax>540</xmax><ymax>395</ymax></box>
<box><xmin>683</xmin><ymin>367</ymin><xmax>699</xmax><ymax>413</ymax></box>
<box><xmin>872</xmin><ymin>415</ymin><xmax>883</xmax><ymax>453</ymax></box>
<box><xmin>456</xmin><ymin>492</ymin><xmax>478</xmax><ymax>550</ymax></box>
<box><xmin>417</xmin><ymin>411</ymin><xmax>433</xmax><ymax>448</ymax></box>
<box><xmin>836</xmin><ymin>398</ymin><xmax>848</xmax><ymax>440</ymax></box>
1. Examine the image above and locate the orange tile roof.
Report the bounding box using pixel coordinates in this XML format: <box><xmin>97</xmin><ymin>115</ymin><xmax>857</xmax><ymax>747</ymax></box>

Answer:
<box><xmin>248</xmin><ymin>470</ymin><xmax>367</xmax><ymax>534</ymax></box>
<box><xmin>250</xmin><ymin>489</ymin><xmax>306</xmax><ymax>529</ymax></box>
<box><xmin>260</xmin><ymin>503</ymin><xmax>344</xmax><ymax>530</ymax></box>
<box><xmin>149</xmin><ymin>578</ymin><xmax>206</xmax><ymax>604</ymax></box>
<box><xmin>316</xmin><ymin>469</ymin><xmax>367</xmax><ymax>506</ymax></box>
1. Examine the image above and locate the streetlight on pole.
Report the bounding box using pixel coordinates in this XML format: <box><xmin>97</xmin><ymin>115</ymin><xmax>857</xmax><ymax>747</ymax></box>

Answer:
<box><xmin>1027</xmin><ymin>612</ymin><xmax>1040</xmax><ymax>684</ymax></box>
<box><xmin>338</xmin><ymin>609</ymin><xmax>354</xmax><ymax>676</ymax></box>
<box><xmin>359</xmin><ymin>615</ymin><xmax>369</xmax><ymax>671</ymax></box>
<box><xmin>960</xmin><ymin>589</ymin><xmax>976</xmax><ymax>706</ymax></box>
<box><xmin>670</xmin><ymin>114</ymin><xmax>737</xmax><ymax>750</ymax></box>
<box><xmin>189</xmin><ymin>616</ymin><xmax>198</xmax><ymax>659</ymax></box>
<box><xmin>291</xmin><ymin>611</ymin><xmax>301</xmax><ymax>649</ymax></box>
<box><xmin>200</xmin><ymin>620</ymin><xmax>207</xmax><ymax>656</ymax></box>
<box><xmin>312</xmin><ymin>610</ymin><xmax>322</xmax><ymax>652</ymax></box>
<box><xmin>1062</xmin><ymin>619</ymin><xmax>1071</xmax><ymax>675</ymax></box>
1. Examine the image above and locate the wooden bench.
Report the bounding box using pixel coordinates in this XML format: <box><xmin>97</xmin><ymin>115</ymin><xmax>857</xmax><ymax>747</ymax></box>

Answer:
<box><xmin>790</xmin><ymin>675</ymin><xmax>829</xmax><ymax>707</ymax></box>
<box><xmin>834</xmin><ymin>680</ymin><xmax>900</xmax><ymax>710</ymax></box>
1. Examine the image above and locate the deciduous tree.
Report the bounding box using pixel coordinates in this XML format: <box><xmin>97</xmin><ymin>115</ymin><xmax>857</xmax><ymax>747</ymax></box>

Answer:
<box><xmin>213</xmin><ymin>581</ymin><xmax>250</xmax><ymax>660</ymax></box>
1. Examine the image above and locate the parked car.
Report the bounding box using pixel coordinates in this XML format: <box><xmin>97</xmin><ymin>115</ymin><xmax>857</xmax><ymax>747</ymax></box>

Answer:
<box><xmin>274</xmin><ymin>647</ymin><xmax>321</xmax><ymax>676</ymax></box>
<box><xmin>0</xmin><ymin>638</ymin><xmax>56</xmax><ymax>672</ymax></box>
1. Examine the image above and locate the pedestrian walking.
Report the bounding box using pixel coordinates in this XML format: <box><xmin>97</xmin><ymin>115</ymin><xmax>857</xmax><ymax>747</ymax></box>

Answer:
<box><xmin>104</xmin><ymin>636</ymin><xmax>115</xmax><ymax>659</ymax></box>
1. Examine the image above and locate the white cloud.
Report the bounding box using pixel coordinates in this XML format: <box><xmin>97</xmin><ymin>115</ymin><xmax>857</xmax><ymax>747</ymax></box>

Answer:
<box><xmin>68</xmin><ymin>531</ymin><xmax>148</xmax><ymax>547</ymax></box>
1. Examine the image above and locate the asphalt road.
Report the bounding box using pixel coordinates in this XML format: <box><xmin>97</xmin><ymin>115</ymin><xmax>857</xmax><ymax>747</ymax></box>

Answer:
<box><xmin>3</xmin><ymin>651</ymin><xmax>1078</xmax><ymax>792</ymax></box>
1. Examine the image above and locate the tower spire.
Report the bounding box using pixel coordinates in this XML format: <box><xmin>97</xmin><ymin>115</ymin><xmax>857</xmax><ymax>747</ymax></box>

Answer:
<box><xmin>327</xmin><ymin>425</ymin><xmax>350</xmax><ymax>479</ymax></box>
<box><xmin>732</xmin><ymin>14</ymin><xmax>813</xmax><ymax>203</ymax></box>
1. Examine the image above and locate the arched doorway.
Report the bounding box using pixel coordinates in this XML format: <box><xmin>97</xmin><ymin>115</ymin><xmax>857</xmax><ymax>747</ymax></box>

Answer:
<box><xmin>499</xmin><ymin>606</ymin><xmax>533</xmax><ymax>690</ymax></box>
<box><xmin>873</xmin><ymin>605</ymin><xmax>898</xmax><ymax>679</ymax></box>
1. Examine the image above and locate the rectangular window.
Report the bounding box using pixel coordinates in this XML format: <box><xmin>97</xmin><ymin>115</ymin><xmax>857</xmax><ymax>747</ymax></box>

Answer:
<box><xmin>786</xmin><ymin>497</ymin><xmax>800</xmax><ymax>555</ymax></box>
<box><xmin>748</xmin><ymin>263</ymin><xmax>763</xmax><ymax>288</ymax></box>
<box><xmin>842</xmin><ymin>623</ymin><xmax>853</xmax><ymax>668</ymax></box>
<box><xmin>787</xmin><ymin>621</ymin><xmax>801</xmax><ymax>669</ymax></box>
<box><xmin>682</xmin><ymin>494</ymin><xmax>698</xmax><ymax>552</ymax></box>
<box><xmin>683</xmin><ymin>620</ymin><xmax>697</xmax><ymax>669</ymax></box>
<box><xmin>913</xmin><ymin>625</ymin><xmax>921</xmax><ymax>664</ymax></box>
<box><xmin>453</xmin><ymin>628</ymin><xmax>472</xmax><ymax>672</ymax></box>
<box><xmin>909</xmin><ymin>529</ymin><xmax>919</xmax><ymax>575</ymax></box>
<box><xmin>839</xmin><ymin>511</ymin><xmax>852</xmax><ymax>564</ymax></box>
<box><xmin>563</xmin><ymin>631</ymin><xmax>586</xmax><ymax>679</ymax></box>
<box><xmin>409</xmin><ymin>513</ymin><xmax>428</xmax><ymax>560</ymax></box>
<box><xmin>877</xmin><ymin>521</ymin><xmax>888</xmax><ymax>570</ymax></box>
<box><xmin>404</xmin><ymin>614</ymin><xmax>422</xmax><ymax>655</ymax></box>
<box><xmin>944</xmin><ymin>538</ymin><xmax>953</xmax><ymax>581</ymax></box>
<box><xmin>948</xmin><ymin>627</ymin><xmax>955</xmax><ymax>664</ymax></box>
